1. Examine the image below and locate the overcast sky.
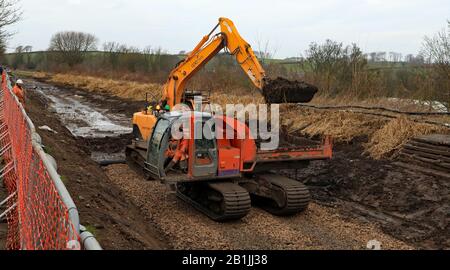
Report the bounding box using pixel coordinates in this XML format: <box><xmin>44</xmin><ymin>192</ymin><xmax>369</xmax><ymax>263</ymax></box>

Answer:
<box><xmin>6</xmin><ymin>0</ymin><xmax>450</xmax><ymax>58</ymax></box>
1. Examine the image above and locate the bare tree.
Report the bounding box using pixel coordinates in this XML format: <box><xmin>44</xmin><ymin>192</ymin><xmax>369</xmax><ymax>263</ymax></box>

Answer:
<box><xmin>255</xmin><ymin>35</ymin><xmax>278</xmax><ymax>64</ymax></box>
<box><xmin>421</xmin><ymin>21</ymin><xmax>450</xmax><ymax>65</ymax></box>
<box><xmin>102</xmin><ymin>41</ymin><xmax>122</xmax><ymax>69</ymax></box>
<box><xmin>405</xmin><ymin>54</ymin><xmax>425</xmax><ymax>64</ymax></box>
<box><xmin>389</xmin><ymin>52</ymin><xmax>395</xmax><ymax>62</ymax></box>
<box><xmin>388</xmin><ymin>52</ymin><xmax>402</xmax><ymax>62</ymax></box>
<box><xmin>420</xmin><ymin>21</ymin><xmax>450</xmax><ymax>108</ymax></box>
<box><xmin>304</xmin><ymin>39</ymin><xmax>343</xmax><ymax>93</ymax></box>
<box><xmin>103</xmin><ymin>41</ymin><xmax>121</xmax><ymax>53</ymax></box>
<box><xmin>0</xmin><ymin>0</ymin><xmax>22</xmax><ymax>53</ymax></box>
<box><xmin>48</xmin><ymin>31</ymin><xmax>98</xmax><ymax>66</ymax></box>
<box><xmin>12</xmin><ymin>44</ymin><xmax>26</xmax><ymax>68</ymax></box>
<box><xmin>405</xmin><ymin>54</ymin><xmax>414</xmax><ymax>63</ymax></box>
<box><xmin>143</xmin><ymin>45</ymin><xmax>168</xmax><ymax>72</ymax></box>
<box><xmin>414</xmin><ymin>54</ymin><xmax>425</xmax><ymax>64</ymax></box>
<box><xmin>368</xmin><ymin>52</ymin><xmax>377</xmax><ymax>62</ymax></box>
<box><xmin>376</xmin><ymin>52</ymin><xmax>387</xmax><ymax>62</ymax></box>
<box><xmin>14</xmin><ymin>44</ymin><xmax>22</xmax><ymax>53</ymax></box>
<box><xmin>23</xmin><ymin>45</ymin><xmax>31</xmax><ymax>52</ymax></box>
<box><xmin>0</xmin><ymin>39</ymin><xmax>5</xmax><ymax>54</ymax></box>
<box><xmin>303</xmin><ymin>40</ymin><xmax>368</xmax><ymax>96</ymax></box>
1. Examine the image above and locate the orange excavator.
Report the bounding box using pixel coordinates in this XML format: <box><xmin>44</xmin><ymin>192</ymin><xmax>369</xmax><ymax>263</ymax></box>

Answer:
<box><xmin>126</xmin><ymin>18</ymin><xmax>332</xmax><ymax>221</ymax></box>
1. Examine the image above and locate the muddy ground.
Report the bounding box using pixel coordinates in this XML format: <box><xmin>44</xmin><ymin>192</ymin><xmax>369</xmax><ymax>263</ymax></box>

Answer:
<box><xmin>13</xmin><ymin>77</ymin><xmax>447</xmax><ymax>250</ymax></box>
<box><xmin>284</xmin><ymin>139</ymin><xmax>449</xmax><ymax>249</ymax></box>
<box><xmin>263</xmin><ymin>77</ymin><xmax>318</xmax><ymax>104</ymax></box>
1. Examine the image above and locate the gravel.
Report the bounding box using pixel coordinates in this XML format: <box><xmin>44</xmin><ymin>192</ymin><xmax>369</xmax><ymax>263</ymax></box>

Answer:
<box><xmin>104</xmin><ymin>164</ymin><xmax>412</xmax><ymax>250</ymax></box>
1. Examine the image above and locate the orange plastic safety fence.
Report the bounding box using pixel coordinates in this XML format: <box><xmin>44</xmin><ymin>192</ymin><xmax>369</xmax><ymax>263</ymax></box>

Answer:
<box><xmin>0</xmin><ymin>72</ymin><xmax>79</xmax><ymax>250</ymax></box>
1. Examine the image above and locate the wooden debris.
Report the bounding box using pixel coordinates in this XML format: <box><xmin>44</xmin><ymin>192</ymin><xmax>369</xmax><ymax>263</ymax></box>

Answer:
<box><xmin>398</xmin><ymin>134</ymin><xmax>450</xmax><ymax>179</ymax></box>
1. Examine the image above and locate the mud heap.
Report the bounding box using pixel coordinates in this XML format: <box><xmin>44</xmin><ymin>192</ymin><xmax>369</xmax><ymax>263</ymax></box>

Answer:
<box><xmin>262</xmin><ymin>77</ymin><xmax>318</xmax><ymax>104</ymax></box>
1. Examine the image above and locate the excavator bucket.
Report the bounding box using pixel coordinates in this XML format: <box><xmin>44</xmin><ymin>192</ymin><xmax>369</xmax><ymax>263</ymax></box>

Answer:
<box><xmin>262</xmin><ymin>77</ymin><xmax>318</xmax><ymax>104</ymax></box>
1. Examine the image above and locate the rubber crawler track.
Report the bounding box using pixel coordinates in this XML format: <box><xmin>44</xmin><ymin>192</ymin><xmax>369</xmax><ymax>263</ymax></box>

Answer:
<box><xmin>177</xmin><ymin>182</ymin><xmax>251</xmax><ymax>222</ymax></box>
<box><xmin>125</xmin><ymin>146</ymin><xmax>152</xmax><ymax>180</ymax></box>
<box><xmin>258</xmin><ymin>175</ymin><xmax>311</xmax><ymax>216</ymax></box>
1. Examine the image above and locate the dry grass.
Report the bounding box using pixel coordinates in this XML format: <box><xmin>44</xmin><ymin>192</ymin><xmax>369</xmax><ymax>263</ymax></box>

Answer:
<box><xmin>365</xmin><ymin>116</ymin><xmax>449</xmax><ymax>159</ymax></box>
<box><xmin>282</xmin><ymin>106</ymin><xmax>388</xmax><ymax>142</ymax></box>
<box><xmin>15</xmin><ymin>70</ymin><xmax>47</xmax><ymax>80</ymax></box>
<box><xmin>19</xmin><ymin>71</ymin><xmax>263</xmax><ymax>106</ymax></box>
<box><xmin>210</xmin><ymin>91</ymin><xmax>264</xmax><ymax>108</ymax></box>
<box><xmin>311</xmin><ymin>94</ymin><xmax>448</xmax><ymax>113</ymax></box>
<box><xmin>17</xmin><ymin>71</ymin><xmax>162</xmax><ymax>101</ymax></box>
<box><xmin>49</xmin><ymin>73</ymin><xmax>162</xmax><ymax>101</ymax></box>
<box><xmin>282</xmin><ymin>106</ymin><xmax>449</xmax><ymax>159</ymax></box>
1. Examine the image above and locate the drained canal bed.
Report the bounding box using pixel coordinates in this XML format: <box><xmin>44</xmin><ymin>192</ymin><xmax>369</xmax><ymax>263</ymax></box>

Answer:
<box><xmin>22</xmin><ymin>78</ymin><xmax>169</xmax><ymax>250</ymax></box>
<box><xmin>25</xmin><ymin>80</ymin><xmax>141</xmax><ymax>164</ymax></box>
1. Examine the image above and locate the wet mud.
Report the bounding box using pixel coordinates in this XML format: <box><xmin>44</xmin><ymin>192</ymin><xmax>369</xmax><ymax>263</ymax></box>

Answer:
<box><xmin>262</xmin><ymin>77</ymin><xmax>318</xmax><ymax>104</ymax></box>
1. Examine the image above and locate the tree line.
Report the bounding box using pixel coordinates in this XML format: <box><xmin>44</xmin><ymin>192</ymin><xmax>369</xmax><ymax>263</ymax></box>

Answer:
<box><xmin>5</xmin><ymin>30</ymin><xmax>181</xmax><ymax>82</ymax></box>
<box><xmin>365</xmin><ymin>51</ymin><xmax>425</xmax><ymax>64</ymax></box>
<box><xmin>293</xmin><ymin>21</ymin><xmax>449</xmax><ymax>107</ymax></box>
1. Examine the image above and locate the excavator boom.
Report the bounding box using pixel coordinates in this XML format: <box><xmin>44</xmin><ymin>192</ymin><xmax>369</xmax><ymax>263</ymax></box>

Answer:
<box><xmin>162</xmin><ymin>17</ymin><xmax>267</xmax><ymax>108</ymax></box>
<box><xmin>162</xmin><ymin>17</ymin><xmax>317</xmax><ymax>108</ymax></box>
<box><xmin>132</xmin><ymin>17</ymin><xmax>318</xmax><ymax>141</ymax></box>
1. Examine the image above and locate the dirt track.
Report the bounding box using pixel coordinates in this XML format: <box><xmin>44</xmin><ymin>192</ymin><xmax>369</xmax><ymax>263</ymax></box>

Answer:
<box><xmin>13</xmin><ymin>77</ymin><xmax>422</xmax><ymax>249</ymax></box>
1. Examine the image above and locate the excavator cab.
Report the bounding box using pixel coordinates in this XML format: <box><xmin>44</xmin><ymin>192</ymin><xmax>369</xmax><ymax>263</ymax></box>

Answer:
<box><xmin>192</xmin><ymin>117</ymin><xmax>218</xmax><ymax>178</ymax></box>
<box><xmin>144</xmin><ymin>111</ymin><xmax>220</xmax><ymax>182</ymax></box>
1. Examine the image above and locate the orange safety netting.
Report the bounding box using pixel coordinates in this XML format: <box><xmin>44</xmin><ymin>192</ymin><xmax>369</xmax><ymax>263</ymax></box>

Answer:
<box><xmin>0</xmin><ymin>72</ymin><xmax>79</xmax><ymax>250</ymax></box>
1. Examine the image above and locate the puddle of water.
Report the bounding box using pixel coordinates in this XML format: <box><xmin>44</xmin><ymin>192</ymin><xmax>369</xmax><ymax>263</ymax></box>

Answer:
<box><xmin>33</xmin><ymin>83</ymin><xmax>132</xmax><ymax>138</ymax></box>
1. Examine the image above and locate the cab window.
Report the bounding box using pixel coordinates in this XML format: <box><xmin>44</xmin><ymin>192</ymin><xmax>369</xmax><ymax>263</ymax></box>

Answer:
<box><xmin>148</xmin><ymin>119</ymin><xmax>170</xmax><ymax>164</ymax></box>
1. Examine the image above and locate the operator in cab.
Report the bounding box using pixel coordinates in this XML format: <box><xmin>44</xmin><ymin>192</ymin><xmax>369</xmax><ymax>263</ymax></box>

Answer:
<box><xmin>13</xmin><ymin>79</ymin><xmax>26</xmax><ymax>108</ymax></box>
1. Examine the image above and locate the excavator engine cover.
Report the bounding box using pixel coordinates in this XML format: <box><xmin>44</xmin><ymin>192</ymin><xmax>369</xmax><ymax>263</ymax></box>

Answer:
<box><xmin>262</xmin><ymin>77</ymin><xmax>318</xmax><ymax>104</ymax></box>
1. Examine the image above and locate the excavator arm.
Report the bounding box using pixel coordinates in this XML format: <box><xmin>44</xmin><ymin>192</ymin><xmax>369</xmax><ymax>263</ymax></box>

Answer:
<box><xmin>162</xmin><ymin>17</ymin><xmax>267</xmax><ymax>108</ymax></box>
<box><xmin>132</xmin><ymin>17</ymin><xmax>318</xmax><ymax>141</ymax></box>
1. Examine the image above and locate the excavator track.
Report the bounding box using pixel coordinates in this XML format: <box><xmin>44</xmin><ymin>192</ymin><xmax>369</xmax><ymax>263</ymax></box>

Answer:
<box><xmin>125</xmin><ymin>144</ymin><xmax>152</xmax><ymax>180</ymax></box>
<box><xmin>177</xmin><ymin>182</ymin><xmax>251</xmax><ymax>222</ymax></box>
<box><xmin>254</xmin><ymin>174</ymin><xmax>311</xmax><ymax>216</ymax></box>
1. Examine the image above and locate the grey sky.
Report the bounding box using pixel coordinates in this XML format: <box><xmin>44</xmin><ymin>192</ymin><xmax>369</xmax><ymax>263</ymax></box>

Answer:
<box><xmin>7</xmin><ymin>0</ymin><xmax>450</xmax><ymax>58</ymax></box>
